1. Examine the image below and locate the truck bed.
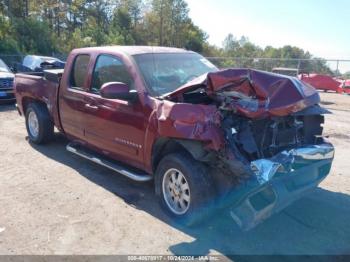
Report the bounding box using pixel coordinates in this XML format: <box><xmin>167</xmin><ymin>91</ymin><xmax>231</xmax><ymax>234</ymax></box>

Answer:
<box><xmin>14</xmin><ymin>69</ymin><xmax>63</xmax><ymax>130</ymax></box>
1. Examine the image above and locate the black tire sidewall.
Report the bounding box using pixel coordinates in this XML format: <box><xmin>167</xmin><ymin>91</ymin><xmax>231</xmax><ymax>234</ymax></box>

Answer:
<box><xmin>25</xmin><ymin>103</ymin><xmax>53</xmax><ymax>144</ymax></box>
<box><xmin>155</xmin><ymin>152</ymin><xmax>215</xmax><ymax>224</ymax></box>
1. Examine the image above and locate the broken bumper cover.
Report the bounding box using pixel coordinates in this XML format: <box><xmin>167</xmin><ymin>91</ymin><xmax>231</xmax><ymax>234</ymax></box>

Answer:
<box><xmin>223</xmin><ymin>143</ymin><xmax>334</xmax><ymax>231</ymax></box>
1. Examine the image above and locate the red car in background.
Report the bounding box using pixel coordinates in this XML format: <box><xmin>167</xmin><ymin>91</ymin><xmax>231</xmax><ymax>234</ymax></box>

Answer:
<box><xmin>299</xmin><ymin>73</ymin><xmax>343</xmax><ymax>93</ymax></box>
<box><xmin>343</xmin><ymin>79</ymin><xmax>350</xmax><ymax>94</ymax></box>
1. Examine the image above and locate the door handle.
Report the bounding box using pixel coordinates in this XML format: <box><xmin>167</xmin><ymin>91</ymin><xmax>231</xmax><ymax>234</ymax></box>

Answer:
<box><xmin>84</xmin><ymin>103</ymin><xmax>99</xmax><ymax>111</ymax></box>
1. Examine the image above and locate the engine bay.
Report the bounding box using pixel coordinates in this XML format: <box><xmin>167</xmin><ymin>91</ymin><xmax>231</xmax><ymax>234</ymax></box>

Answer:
<box><xmin>222</xmin><ymin>112</ymin><xmax>325</xmax><ymax>161</ymax></box>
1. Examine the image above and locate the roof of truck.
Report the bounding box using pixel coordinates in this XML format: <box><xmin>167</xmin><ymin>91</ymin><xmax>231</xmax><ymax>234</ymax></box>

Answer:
<box><xmin>73</xmin><ymin>46</ymin><xmax>194</xmax><ymax>56</ymax></box>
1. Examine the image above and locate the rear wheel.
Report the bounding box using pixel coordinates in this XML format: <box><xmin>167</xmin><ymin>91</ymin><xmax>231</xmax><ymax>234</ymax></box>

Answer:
<box><xmin>155</xmin><ymin>152</ymin><xmax>215</xmax><ymax>225</ymax></box>
<box><xmin>25</xmin><ymin>103</ymin><xmax>54</xmax><ymax>144</ymax></box>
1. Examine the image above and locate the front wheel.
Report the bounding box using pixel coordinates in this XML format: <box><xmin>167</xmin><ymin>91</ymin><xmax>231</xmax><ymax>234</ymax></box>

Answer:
<box><xmin>25</xmin><ymin>103</ymin><xmax>54</xmax><ymax>144</ymax></box>
<box><xmin>155</xmin><ymin>153</ymin><xmax>216</xmax><ymax>225</ymax></box>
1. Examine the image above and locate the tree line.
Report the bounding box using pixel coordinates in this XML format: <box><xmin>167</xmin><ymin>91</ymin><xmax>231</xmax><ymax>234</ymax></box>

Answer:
<box><xmin>0</xmin><ymin>0</ymin><xmax>208</xmax><ymax>54</ymax></box>
<box><xmin>0</xmin><ymin>0</ymin><xmax>341</xmax><ymax>75</ymax></box>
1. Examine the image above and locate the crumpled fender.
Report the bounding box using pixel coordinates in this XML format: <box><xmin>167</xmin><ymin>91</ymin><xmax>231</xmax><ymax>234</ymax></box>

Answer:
<box><xmin>152</xmin><ymin>100</ymin><xmax>224</xmax><ymax>150</ymax></box>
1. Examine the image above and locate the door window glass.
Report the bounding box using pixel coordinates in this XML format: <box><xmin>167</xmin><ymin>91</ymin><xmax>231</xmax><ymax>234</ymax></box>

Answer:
<box><xmin>70</xmin><ymin>54</ymin><xmax>90</xmax><ymax>89</ymax></box>
<box><xmin>91</xmin><ymin>55</ymin><xmax>134</xmax><ymax>93</ymax></box>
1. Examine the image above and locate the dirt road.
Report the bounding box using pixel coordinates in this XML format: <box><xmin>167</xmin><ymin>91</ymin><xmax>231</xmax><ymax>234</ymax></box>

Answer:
<box><xmin>0</xmin><ymin>92</ymin><xmax>349</xmax><ymax>256</ymax></box>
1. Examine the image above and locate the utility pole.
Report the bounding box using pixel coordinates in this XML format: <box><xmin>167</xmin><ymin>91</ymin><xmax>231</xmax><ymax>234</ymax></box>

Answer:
<box><xmin>297</xmin><ymin>59</ymin><xmax>301</xmax><ymax>75</ymax></box>
<box><xmin>25</xmin><ymin>0</ymin><xmax>29</xmax><ymax>17</ymax></box>
<box><xmin>6</xmin><ymin>0</ymin><xmax>12</xmax><ymax>21</ymax></box>
<box><xmin>159</xmin><ymin>0</ymin><xmax>164</xmax><ymax>46</ymax></box>
<box><xmin>336</xmin><ymin>60</ymin><xmax>339</xmax><ymax>76</ymax></box>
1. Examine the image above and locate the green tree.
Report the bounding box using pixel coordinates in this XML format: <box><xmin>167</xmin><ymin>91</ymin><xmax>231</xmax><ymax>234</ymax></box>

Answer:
<box><xmin>58</xmin><ymin>28</ymin><xmax>96</xmax><ymax>53</ymax></box>
<box><xmin>0</xmin><ymin>0</ymin><xmax>338</xmax><ymax>77</ymax></box>
<box><xmin>143</xmin><ymin>0</ymin><xmax>204</xmax><ymax>49</ymax></box>
<box><xmin>0</xmin><ymin>14</ymin><xmax>19</xmax><ymax>53</ymax></box>
<box><xmin>343</xmin><ymin>71</ymin><xmax>350</xmax><ymax>79</ymax></box>
<box><xmin>13</xmin><ymin>17</ymin><xmax>55</xmax><ymax>54</ymax></box>
<box><xmin>111</xmin><ymin>7</ymin><xmax>134</xmax><ymax>44</ymax></box>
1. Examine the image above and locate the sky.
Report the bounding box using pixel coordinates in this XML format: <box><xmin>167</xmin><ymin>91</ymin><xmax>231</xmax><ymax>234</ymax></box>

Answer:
<box><xmin>186</xmin><ymin>0</ymin><xmax>350</xmax><ymax>71</ymax></box>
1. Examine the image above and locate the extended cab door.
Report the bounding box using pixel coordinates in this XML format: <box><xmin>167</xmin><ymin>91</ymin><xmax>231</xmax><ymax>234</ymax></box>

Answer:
<box><xmin>83</xmin><ymin>54</ymin><xmax>146</xmax><ymax>169</ymax></box>
<box><xmin>59</xmin><ymin>54</ymin><xmax>92</xmax><ymax>141</ymax></box>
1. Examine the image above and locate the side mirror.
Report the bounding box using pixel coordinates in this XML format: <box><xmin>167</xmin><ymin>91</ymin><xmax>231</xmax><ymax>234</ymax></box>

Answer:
<box><xmin>100</xmin><ymin>82</ymin><xmax>138</xmax><ymax>102</ymax></box>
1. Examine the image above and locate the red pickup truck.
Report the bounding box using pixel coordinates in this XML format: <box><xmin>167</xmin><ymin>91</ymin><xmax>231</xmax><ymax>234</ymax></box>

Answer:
<box><xmin>14</xmin><ymin>46</ymin><xmax>335</xmax><ymax>230</ymax></box>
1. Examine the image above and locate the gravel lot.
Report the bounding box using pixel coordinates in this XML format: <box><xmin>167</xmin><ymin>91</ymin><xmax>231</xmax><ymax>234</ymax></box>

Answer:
<box><xmin>0</xmin><ymin>92</ymin><xmax>349</xmax><ymax>256</ymax></box>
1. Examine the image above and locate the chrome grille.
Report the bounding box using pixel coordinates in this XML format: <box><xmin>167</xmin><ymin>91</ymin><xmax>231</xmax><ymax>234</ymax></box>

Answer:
<box><xmin>0</xmin><ymin>78</ymin><xmax>14</xmax><ymax>89</ymax></box>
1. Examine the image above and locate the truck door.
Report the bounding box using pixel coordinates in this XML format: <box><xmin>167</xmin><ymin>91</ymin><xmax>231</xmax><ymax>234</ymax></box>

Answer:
<box><xmin>83</xmin><ymin>54</ymin><xmax>145</xmax><ymax>169</ymax></box>
<box><xmin>58</xmin><ymin>54</ymin><xmax>91</xmax><ymax>141</ymax></box>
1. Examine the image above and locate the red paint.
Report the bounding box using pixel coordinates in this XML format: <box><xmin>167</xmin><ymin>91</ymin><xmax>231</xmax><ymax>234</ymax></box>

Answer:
<box><xmin>100</xmin><ymin>82</ymin><xmax>129</xmax><ymax>99</ymax></box>
<box><xmin>13</xmin><ymin>46</ymin><xmax>326</xmax><ymax>174</ymax></box>
<box><xmin>167</xmin><ymin>69</ymin><xmax>321</xmax><ymax>118</ymax></box>
<box><xmin>299</xmin><ymin>73</ymin><xmax>343</xmax><ymax>93</ymax></box>
<box><xmin>14</xmin><ymin>47</ymin><xmax>223</xmax><ymax>173</ymax></box>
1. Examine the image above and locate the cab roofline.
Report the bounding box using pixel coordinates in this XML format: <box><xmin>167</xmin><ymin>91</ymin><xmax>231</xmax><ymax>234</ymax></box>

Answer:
<box><xmin>71</xmin><ymin>46</ymin><xmax>195</xmax><ymax>56</ymax></box>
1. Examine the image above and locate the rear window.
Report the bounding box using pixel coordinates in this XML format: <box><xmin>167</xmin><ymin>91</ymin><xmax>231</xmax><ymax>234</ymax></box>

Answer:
<box><xmin>70</xmin><ymin>55</ymin><xmax>90</xmax><ymax>89</ymax></box>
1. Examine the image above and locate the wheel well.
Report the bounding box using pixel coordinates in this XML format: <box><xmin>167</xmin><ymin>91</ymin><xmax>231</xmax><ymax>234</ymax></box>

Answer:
<box><xmin>22</xmin><ymin>97</ymin><xmax>47</xmax><ymax>114</ymax></box>
<box><xmin>151</xmin><ymin>138</ymin><xmax>209</xmax><ymax>173</ymax></box>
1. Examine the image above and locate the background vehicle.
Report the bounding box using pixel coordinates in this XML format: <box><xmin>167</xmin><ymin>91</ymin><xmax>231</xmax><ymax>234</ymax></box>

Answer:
<box><xmin>299</xmin><ymin>73</ymin><xmax>343</xmax><ymax>93</ymax></box>
<box><xmin>0</xmin><ymin>58</ymin><xmax>15</xmax><ymax>103</ymax></box>
<box><xmin>14</xmin><ymin>46</ymin><xmax>334</xmax><ymax>230</ymax></box>
<box><xmin>343</xmin><ymin>79</ymin><xmax>350</xmax><ymax>94</ymax></box>
<box><xmin>272</xmin><ymin>67</ymin><xmax>299</xmax><ymax>76</ymax></box>
<box><xmin>14</xmin><ymin>55</ymin><xmax>65</xmax><ymax>73</ymax></box>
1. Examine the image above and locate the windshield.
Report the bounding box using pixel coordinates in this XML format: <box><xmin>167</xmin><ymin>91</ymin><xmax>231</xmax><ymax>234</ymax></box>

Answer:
<box><xmin>0</xmin><ymin>59</ymin><xmax>10</xmax><ymax>73</ymax></box>
<box><xmin>133</xmin><ymin>53</ymin><xmax>218</xmax><ymax>96</ymax></box>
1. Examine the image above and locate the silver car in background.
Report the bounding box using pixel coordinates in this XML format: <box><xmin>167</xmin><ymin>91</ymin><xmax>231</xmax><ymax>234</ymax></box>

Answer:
<box><xmin>0</xmin><ymin>59</ymin><xmax>15</xmax><ymax>103</ymax></box>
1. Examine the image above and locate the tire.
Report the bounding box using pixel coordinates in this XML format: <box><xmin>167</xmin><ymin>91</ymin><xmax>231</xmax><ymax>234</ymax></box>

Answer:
<box><xmin>25</xmin><ymin>103</ymin><xmax>54</xmax><ymax>144</ymax></box>
<box><xmin>155</xmin><ymin>152</ymin><xmax>216</xmax><ymax>225</ymax></box>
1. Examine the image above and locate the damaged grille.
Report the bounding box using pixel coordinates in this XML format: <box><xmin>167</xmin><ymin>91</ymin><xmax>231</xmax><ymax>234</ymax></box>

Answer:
<box><xmin>224</xmin><ymin>114</ymin><xmax>324</xmax><ymax>161</ymax></box>
<box><xmin>250</xmin><ymin>116</ymin><xmax>304</xmax><ymax>157</ymax></box>
<box><xmin>0</xmin><ymin>78</ymin><xmax>13</xmax><ymax>89</ymax></box>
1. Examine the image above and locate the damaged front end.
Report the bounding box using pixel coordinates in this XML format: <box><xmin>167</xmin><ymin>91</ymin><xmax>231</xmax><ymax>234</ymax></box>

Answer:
<box><xmin>163</xmin><ymin>68</ymin><xmax>335</xmax><ymax>230</ymax></box>
<box><xmin>227</xmin><ymin>142</ymin><xmax>334</xmax><ymax>230</ymax></box>
<box><xmin>216</xmin><ymin>104</ymin><xmax>334</xmax><ymax>230</ymax></box>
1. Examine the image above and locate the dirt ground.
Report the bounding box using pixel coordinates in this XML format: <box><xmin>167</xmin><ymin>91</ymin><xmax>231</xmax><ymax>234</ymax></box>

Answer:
<box><xmin>0</xmin><ymin>92</ymin><xmax>349</xmax><ymax>256</ymax></box>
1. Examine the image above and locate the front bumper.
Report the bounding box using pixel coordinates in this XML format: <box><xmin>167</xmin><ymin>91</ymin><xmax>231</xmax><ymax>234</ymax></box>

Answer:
<box><xmin>223</xmin><ymin>143</ymin><xmax>334</xmax><ymax>230</ymax></box>
<box><xmin>0</xmin><ymin>89</ymin><xmax>15</xmax><ymax>102</ymax></box>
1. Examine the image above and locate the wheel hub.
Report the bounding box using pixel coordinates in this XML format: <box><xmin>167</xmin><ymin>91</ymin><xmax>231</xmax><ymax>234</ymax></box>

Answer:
<box><xmin>28</xmin><ymin>110</ymin><xmax>39</xmax><ymax>138</ymax></box>
<box><xmin>162</xmin><ymin>168</ymin><xmax>191</xmax><ymax>215</ymax></box>
<box><xmin>173</xmin><ymin>185</ymin><xmax>181</xmax><ymax>196</ymax></box>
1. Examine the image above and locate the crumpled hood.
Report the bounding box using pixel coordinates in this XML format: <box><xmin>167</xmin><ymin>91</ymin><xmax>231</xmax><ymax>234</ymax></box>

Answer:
<box><xmin>165</xmin><ymin>68</ymin><xmax>320</xmax><ymax>118</ymax></box>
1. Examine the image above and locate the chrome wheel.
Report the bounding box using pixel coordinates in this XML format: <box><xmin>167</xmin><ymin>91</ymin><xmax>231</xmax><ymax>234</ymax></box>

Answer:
<box><xmin>162</xmin><ymin>168</ymin><xmax>191</xmax><ymax>215</ymax></box>
<box><xmin>28</xmin><ymin>110</ymin><xmax>39</xmax><ymax>138</ymax></box>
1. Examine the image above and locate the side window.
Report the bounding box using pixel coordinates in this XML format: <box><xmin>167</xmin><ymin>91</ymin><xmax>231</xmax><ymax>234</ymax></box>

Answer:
<box><xmin>91</xmin><ymin>55</ymin><xmax>134</xmax><ymax>93</ymax></box>
<box><xmin>70</xmin><ymin>54</ymin><xmax>90</xmax><ymax>89</ymax></box>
